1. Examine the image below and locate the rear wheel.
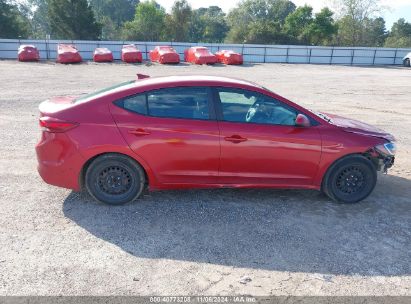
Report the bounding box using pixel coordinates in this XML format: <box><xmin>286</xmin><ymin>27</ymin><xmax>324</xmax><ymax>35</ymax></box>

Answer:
<box><xmin>404</xmin><ymin>58</ymin><xmax>410</xmax><ymax>67</ymax></box>
<box><xmin>85</xmin><ymin>154</ymin><xmax>145</xmax><ymax>205</ymax></box>
<box><xmin>322</xmin><ymin>155</ymin><xmax>377</xmax><ymax>204</ymax></box>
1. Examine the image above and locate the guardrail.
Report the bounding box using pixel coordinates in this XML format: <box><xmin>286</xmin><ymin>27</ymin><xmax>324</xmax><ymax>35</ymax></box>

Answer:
<box><xmin>1</xmin><ymin>38</ymin><xmax>410</xmax><ymax>65</ymax></box>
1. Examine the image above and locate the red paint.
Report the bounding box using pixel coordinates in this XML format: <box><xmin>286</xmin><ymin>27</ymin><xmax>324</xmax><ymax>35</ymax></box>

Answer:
<box><xmin>35</xmin><ymin>76</ymin><xmax>393</xmax><ymax>193</ymax></box>
<box><xmin>215</xmin><ymin>50</ymin><xmax>243</xmax><ymax>65</ymax></box>
<box><xmin>56</xmin><ymin>44</ymin><xmax>82</xmax><ymax>64</ymax></box>
<box><xmin>93</xmin><ymin>47</ymin><xmax>113</xmax><ymax>62</ymax></box>
<box><xmin>121</xmin><ymin>44</ymin><xmax>142</xmax><ymax>63</ymax></box>
<box><xmin>149</xmin><ymin>46</ymin><xmax>180</xmax><ymax>64</ymax></box>
<box><xmin>184</xmin><ymin>47</ymin><xmax>217</xmax><ymax>65</ymax></box>
<box><xmin>18</xmin><ymin>45</ymin><xmax>40</xmax><ymax>62</ymax></box>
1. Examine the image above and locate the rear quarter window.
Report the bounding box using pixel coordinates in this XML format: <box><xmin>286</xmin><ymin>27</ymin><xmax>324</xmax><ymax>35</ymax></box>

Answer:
<box><xmin>115</xmin><ymin>94</ymin><xmax>147</xmax><ymax>115</ymax></box>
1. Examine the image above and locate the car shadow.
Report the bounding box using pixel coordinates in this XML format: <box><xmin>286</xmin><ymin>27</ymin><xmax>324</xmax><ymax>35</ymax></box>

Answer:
<box><xmin>63</xmin><ymin>174</ymin><xmax>411</xmax><ymax>276</ymax></box>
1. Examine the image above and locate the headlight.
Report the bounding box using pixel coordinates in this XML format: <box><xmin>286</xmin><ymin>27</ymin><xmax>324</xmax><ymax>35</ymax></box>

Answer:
<box><xmin>375</xmin><ymin>142</ymin><xmax>397</xmax><ymax>156</ymax></box>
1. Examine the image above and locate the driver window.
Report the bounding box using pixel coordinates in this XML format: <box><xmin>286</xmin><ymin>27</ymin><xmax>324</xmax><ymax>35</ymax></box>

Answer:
<box><xmin>217</xmin><ymin>88</ymin><xmax>298</xmax><ymax>126</ymax></box>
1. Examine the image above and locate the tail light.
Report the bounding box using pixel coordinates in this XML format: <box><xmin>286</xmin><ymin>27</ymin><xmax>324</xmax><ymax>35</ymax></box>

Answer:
<box><xmin>39</xmin><ymin>116</ymin><xmax>78</xmax><ymax>133</ymax></box>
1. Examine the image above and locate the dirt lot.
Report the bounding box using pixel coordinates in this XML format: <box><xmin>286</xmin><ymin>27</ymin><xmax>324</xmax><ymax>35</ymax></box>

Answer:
<box><xmin>0</xmin><ymin>60</ymin><xmax>410</xmax><ymax>296</ymax></box>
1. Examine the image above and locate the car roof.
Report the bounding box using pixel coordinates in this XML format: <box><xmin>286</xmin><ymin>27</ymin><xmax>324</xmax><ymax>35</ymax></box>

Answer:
<box><xmin>75</xmin><ymin>75</ymin><xmax>264</xmax><ymax>104</ymax></box>
<box><xmin>133</xmin><ymin>75</ymin><xmax>262</xmax><ymax>89</ymax></box>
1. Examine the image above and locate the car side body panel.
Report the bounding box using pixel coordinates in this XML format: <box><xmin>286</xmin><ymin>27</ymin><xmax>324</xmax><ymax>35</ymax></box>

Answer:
<box><xmin>110</xmin><ymin>104</ymin><xmax>221</xmax><ymax>186</ymax></box>
<box><xmin>35</xmin><ymin>76</ymin><xmax>391</xmax><ymax>194</ymax></box>
<box><xmin>217</xmin><ymin>121</ymin><xmax>322</xmax><ymax>186</ymax></box>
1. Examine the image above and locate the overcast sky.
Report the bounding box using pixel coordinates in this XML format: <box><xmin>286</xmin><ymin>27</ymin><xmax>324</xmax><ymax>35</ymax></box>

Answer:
<box><xmin>155</xmin><ymin>0</ymin><xmax>411</xmax><ymax>29</ymax></box>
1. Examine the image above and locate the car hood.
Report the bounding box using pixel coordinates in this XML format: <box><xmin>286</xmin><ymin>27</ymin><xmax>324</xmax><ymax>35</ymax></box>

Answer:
<box><xmin>321</xmin><ymin>112</ymin><xmax>395</xmax><ymax>142</ymax></box>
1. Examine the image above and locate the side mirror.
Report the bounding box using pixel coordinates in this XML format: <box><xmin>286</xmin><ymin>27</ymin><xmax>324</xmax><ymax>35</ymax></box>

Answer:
<box><xmin>295</xmin><ymin>114</ymin><xmax>311</xmax><ymax>127</ymax></box>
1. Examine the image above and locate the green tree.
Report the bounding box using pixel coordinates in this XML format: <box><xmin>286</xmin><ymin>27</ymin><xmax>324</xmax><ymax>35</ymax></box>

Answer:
<box><xmin>284</xmin><ymin>5</ymin><xmax>313</xmax><ymax>44</ymax></box>
<box><xmin>363</xmin><ymin>17</ymin><xmax>386</xmax><ymax>46</ymax></box>
<box><xmin>91</xmin><ymin>0</ymin><xmax>139</xmax><ymax>26</ymax></box>
<box><xmin>122</xmin><ymin>0</ymin><xmax>165</xmax><ymax>41</ymax></box>
<box><xmin>47</xmin><ymin>0</ymin><xmax>101</xmax><ymax>39</ymax></box>
<box><xmin>92</xmin><ymin>0</ymin><xmax>140</xmax><ymax>39</ymax></box>
<box><xmin>188</xmin><ymin>6</ymin><xmax>229</xmax><ymax>43</ymax></box>
<box><xmin>333</xmin><ymin>0</ymin><xmax>383</xmax><ymax>46</ymax></box>
<box><xmin>90</xmin><ymin>0</ymin><xmax>140</xmax><ymax>40</ymax></box>
<box><xmin>306</xmin><ymin>8</ymin><xmax>337</xmax><ymax>45</ymax></box>
<box><xmin>0</xmin><ymin>0</ymin><xmax>30</xmax><ymax>38</ymax></box>
<box><xmin>26</xmin><ymin>0</ymin><xmax>50</xmax><ymax>39</ymax></box>
<box><xmin>384</xmin><ymin>18</ymin><xmax>411</xmax><ymax>48</ymax></box>
<box><xmin>169</xmin><ymin>0</ymin><xmax>192</xmax><ymax>41</ymax></box>
<box><xmin>226</xmin><ymin>0</ymin><xmax>296</xmax><ymax>44</ymax></box>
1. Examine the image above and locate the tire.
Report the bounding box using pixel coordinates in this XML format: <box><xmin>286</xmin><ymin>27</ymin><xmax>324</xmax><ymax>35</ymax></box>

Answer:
<box><xmin>404</xmin><ymin>58</ymin><xmax>410</xmax><ymax>67</ymax></box>
<box><xmin>322</xmin><ymin>155</ymin><xmax>377</xmax><ymax>204</ymax></box>
<box><xmin>85</xmin><ymin>154</ymin><xmax>145</xmax><ymax>205</ymax></box>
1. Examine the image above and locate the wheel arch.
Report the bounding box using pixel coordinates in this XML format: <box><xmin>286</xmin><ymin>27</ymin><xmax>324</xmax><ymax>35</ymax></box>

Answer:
<box><xmin>320</xmin><ymin>152</ymin><xmax>377</xmax><ymax>191</ymax></box>
<box><xmin>78</xmin><ymin>151</ymin><xmax>152</xmax><ymax>191</ymax></box>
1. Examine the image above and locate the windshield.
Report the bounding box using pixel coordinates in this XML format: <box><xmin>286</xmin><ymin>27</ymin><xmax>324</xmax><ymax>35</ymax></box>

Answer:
<box><xmin>74</xmin><ymin>80</ymin><xmax>135</xmax><ymax>103</ymax></box>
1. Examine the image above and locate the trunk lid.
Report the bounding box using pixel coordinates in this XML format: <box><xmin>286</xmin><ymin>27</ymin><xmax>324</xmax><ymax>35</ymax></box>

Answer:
<box><xmin>39</xmin><ymin>96</ymin><xmax>77</xmax><ymax>116</ymax></box>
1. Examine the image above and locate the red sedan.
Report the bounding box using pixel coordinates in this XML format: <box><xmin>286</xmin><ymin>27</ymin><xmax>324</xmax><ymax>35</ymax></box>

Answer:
<box><xmin>93</xmin><ymin>47</ymin><xmax>113</xmax><ymax>62</ymax></box>
<box><xmin>56</xmin><ymin>44</ymin><xmax>82</xmax><ymax>64</ymax></box>
<box><xmin>36</xmin><ymin>75</ymin><xmax>396</xmax><ymax>205</ymax></box>
<box><xmin>149</xmin><ymin>46</ymin><xmax>180</xmax><ymax>64</ymax></box>
<box><xmin>121</xmin><ymin>44</ymin><xmax>142</xmax><ymax>63</ymax></box>
<box><xmin>18</xmin><ymin>45</ymin><xmax>40</xmax><ymax>62</ymax></box>
<box><xmin>215</xmin><ymin>50</ymin><xmax>243</xmax><ymax>65</ymax></box>
<box><xmin>184</xmin><ymin>47</ymin><xmax>217</xmax><ymax>65</ymax></box>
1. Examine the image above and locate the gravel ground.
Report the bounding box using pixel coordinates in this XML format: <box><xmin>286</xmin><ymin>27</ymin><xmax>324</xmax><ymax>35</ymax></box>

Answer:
<box><xmin>0</xmin><ymin>60</ymin><xmax>410</xmax><ymax>296</ymax></box>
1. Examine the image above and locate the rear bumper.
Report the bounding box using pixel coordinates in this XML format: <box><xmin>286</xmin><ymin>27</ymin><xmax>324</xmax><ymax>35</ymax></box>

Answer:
<box><xmin>57</xmin><ymin>53</ymin><xmax>82</xmax><ymax>63</ymax></box>
<box><xmin>159</xmin><ymin>54</ymin><xmax>180</xmax><ymax>64</ymax></box>
<box><xmin>35</xmin><ymin>132</ymin><xmax>84</xmax><ymax>191</ymax></box>
<box><xmin>194</xmin><ymin>58</ymin><xmax>217</xmax><ymax>64</ymax></box>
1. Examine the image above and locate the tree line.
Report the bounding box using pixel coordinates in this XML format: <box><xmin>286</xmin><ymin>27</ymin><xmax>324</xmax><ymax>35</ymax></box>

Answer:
<box><xmin>1</xmin><ymin>0</ymin><xmax>410</xmax><ymax>48</ymax></box>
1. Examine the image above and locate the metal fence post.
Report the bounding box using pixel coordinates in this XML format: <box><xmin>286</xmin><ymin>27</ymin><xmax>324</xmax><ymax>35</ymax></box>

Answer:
<box><xmin>263</xmin><ymin>47</ymin><xmax>266</xmax><ymax>63</ymax></box>
<box><xmin>286</xmin><ymin>46</ymin><xmax>289</xmax><ymax>63</ymax></box>
<box><xmin>394</xmin><ymin>48</ymin><xmax>398</xmax><ymax>65</ymax></box>
<box><xmin>45</xmin><ymin>38</ymin><xmax>49</xmax><ymax>60</ymax></box>
<box><xmin>351</xmin><ymin>49</ymin><xmax>354</xmax><ymax>66</ymax></box>
<box><xmin>330</xmin><ymin>47</ymin><xmax>334</xmax><ymax>65</ymax></box>
<box><xmin>373</xmin><ymin>49</ymin><xmax>377</xmax><ymax>65</ymax></box>
<box><xmin>308</xmin><ymin>47</ymin><xmax>312</xmax><ymax>64</ymax></box>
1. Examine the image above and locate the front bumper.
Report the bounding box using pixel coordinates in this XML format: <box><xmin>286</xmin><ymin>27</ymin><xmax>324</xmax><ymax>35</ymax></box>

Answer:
<box><xmin>376</xmin><ymin>156</ymin><xmax>395</xmax><ymax>173</ymax></box>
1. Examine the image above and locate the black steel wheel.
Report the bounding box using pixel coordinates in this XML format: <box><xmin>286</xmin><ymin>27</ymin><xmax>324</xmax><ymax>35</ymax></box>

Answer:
<box><xmin>404</xmin><ymin>58</ymin><xmax>410</xmax><ymax>67</ymax></box>
<box><xmin>85</xmin><ymin>154</ymin><xmax>145</xmax><ymax>205</ymax></box>
<box><xmin>322</xmin><ymin>155</ymin><xmax>377</xmax><ymax>204</ymax></box>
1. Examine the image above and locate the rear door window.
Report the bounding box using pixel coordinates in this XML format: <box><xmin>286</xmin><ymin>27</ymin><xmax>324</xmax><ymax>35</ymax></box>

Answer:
<box><xmin>147</xmin><ymin>87</ymin><xmax>210</xmax><ymax>120</ymax></box>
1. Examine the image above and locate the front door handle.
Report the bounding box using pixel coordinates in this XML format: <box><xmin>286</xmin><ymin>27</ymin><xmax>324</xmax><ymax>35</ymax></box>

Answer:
<box><xmin>128</xmin><ymin>128</ymin><xmax>151</xmax><ymax>136</ymax></box>
<box><xmin>224</xmin><ymin>135</ymin><xmax>248</xmax><ymax>143</ymax></box>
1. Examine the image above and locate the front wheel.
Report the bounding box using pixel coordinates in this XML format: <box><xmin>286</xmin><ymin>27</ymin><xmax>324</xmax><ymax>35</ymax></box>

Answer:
<box><xmin>322</xmin><ymin>155</ymin><xmax>377</xmax><ymax>204</ymax></box>
<box><xmin>404</xmin><ymin>58</ymin><xmax>410</xmax><ymax>67</ymax></box>
<box><xmin>85</xmin><ymin>154</ymin><xmax>145</xmax><ymax>205</ymax></box>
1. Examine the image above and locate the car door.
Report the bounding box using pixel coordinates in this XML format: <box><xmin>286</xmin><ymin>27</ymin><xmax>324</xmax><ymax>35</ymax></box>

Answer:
<box><xmin>213</xmin><ymin>87</ymin><xmax>322</xmax><ymax>187</ymax></box>
<box><xmin>110</xmin><ymin>86</ymin><xmax>220</xmax><ymax>185</ymax></box>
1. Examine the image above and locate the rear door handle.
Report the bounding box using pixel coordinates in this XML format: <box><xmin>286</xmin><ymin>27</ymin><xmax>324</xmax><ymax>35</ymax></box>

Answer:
<box><xmin>224</xmin><ymin>135</ymin><xmax>248</xmax><ymax>143</ymax></box>
<box><xmin>128</xmin><ymin>128</ymin><xmax>151</xmax><ymax>136</ymax></box>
